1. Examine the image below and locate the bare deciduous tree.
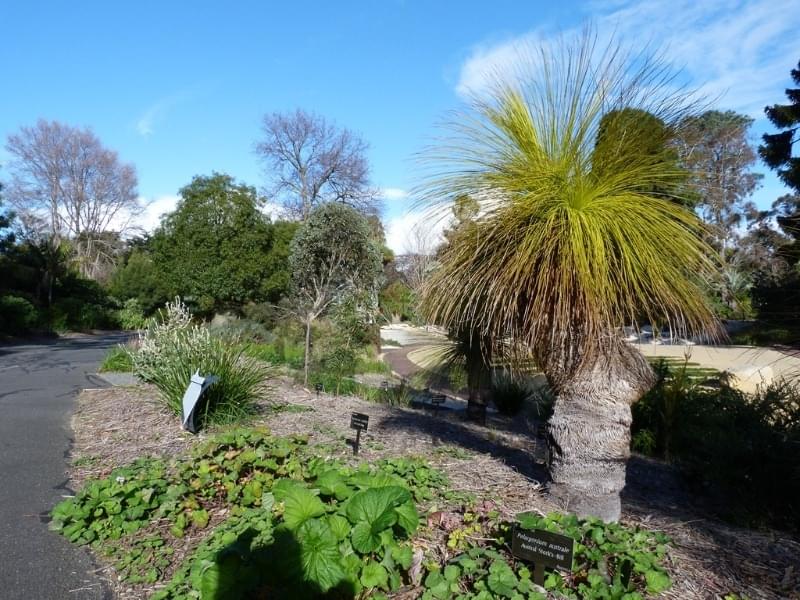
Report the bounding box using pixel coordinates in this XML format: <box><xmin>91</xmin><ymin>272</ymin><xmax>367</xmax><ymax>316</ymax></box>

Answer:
<box><xmin>255</xmin><ymin>109</ymin><xmax>379</xmax><ymax>220</ymax></box>
<box><xmin>4</xmin><ymin>119</ymin><xmax>141</xmax><ymax>283</ymax></box>
<box><xmin>396</xmin><ymin>220</ymin><xmax>439</xmax><ymax>294</ymax></box>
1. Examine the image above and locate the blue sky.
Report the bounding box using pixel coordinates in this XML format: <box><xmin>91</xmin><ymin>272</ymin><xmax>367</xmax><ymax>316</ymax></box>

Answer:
<box><xmin>2</xmin><ymin>0</ymin><xmax>799</xmax><ymax>252</ymax></box>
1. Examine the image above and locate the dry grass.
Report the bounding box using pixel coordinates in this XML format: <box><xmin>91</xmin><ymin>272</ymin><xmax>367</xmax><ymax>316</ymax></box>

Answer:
<box><xmin>68</xmin><ymin>379</ymin><xmax>799</xmax><ymax>599</ymax></box>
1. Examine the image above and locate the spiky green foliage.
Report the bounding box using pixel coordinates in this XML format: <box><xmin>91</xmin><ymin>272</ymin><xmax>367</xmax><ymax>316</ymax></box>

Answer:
<box><xmin>418</xmin><ymin>34</ymin><xmax>719</xmax><ymax>378</ymax></box>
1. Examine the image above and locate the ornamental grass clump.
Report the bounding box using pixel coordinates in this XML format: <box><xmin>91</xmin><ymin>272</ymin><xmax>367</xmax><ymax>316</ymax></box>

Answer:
<box><xmin>130</xmin><ymin>298</ymin><xmax>271</xmax><ymax>426</ymax></box>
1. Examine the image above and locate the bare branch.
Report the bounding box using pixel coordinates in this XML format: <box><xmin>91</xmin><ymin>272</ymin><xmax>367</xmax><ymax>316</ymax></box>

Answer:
<box><xmin>255</xmin><ymin>109</ymin><xmax>380</xmax><ymax>219</ymax></box>
<box><xmin>4</xmin><ymin>119</ymin><xmax>141</xmax><ymax>280</ymax></box>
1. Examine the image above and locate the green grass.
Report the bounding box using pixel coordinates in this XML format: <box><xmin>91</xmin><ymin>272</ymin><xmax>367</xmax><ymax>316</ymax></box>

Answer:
<box><xmin>243</xmin><ymin>341</ymin><xmax>305</xmax><ymax>369</ymax></box>
<box><xmin>99</xmin><ymin>346</ymin><xmax>133</xmax><ymax>372</ymax></box>
<box><xmin>645</xmin><ymin>357</ymin><xmax>719</xmax><ymax>383</ymax></box>
<box><xmin>354</xmin><ymin>356</ymin><xmax>391</xmax><ymax>374</ymax></box>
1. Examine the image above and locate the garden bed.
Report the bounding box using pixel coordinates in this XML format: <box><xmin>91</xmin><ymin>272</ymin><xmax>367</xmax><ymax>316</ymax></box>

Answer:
<box><xmin>66</xmin><ymin>380</ymin><xmax>800</xmax><ymax>599</ymax></box>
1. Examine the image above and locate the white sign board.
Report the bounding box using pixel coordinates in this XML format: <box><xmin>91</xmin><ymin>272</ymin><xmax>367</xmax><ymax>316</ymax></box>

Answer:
<box><xmin>181</xmin><ymin>370</ymin><xmax>218</xmax><ymax>433</ymax></box>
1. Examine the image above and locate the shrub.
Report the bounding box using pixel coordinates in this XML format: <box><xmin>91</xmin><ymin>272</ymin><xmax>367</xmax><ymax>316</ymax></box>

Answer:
<box><xmin>0</xmin><ymin>294</ymin><xmax>39</xmax><ymax>335</ymax></box>
<box><xmin>244</xmin><ymin>338</ymin><xmax>305</xmax><ymax>369</ymax></box>
<box><xmin>209</xmin><ymin>318</ymin><xmax>275</xmax><ymax>344</ymax></box>
<box><xmin>49</xmin><ymin>298</ymin><xmax>118</xmax><ymax>332</ymax></box>
<box><xmin>117</xmin><ymin>298</ymin><xmax>147</xmax><ymax>330</ymax></box>
<box><xmin>633</xmin><ymin>361</ymin><xmax>800</xmax><ymax>529</ymax></box>
<box><xmin>130</xmin><ymin>298</ymin><xmax>271</xmax><ymax>426</ymax></box>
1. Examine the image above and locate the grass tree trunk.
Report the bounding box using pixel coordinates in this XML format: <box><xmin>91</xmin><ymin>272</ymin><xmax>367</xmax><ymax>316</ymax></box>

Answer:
<box><xmin>546</xmin><ymin>343</ymin><xmax>654</xmax><ymax>522</ymax></box>
<box><xmin>463</xmin><ymin>331</ymin><xmax>492</xmax><ymax>425</ymax></box>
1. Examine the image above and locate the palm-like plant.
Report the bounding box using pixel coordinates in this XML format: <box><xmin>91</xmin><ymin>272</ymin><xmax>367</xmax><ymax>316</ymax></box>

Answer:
<box><xmin>418</xmin><ymin>34</ymin><xmax>720</xmax><ymax>521</ymax></box>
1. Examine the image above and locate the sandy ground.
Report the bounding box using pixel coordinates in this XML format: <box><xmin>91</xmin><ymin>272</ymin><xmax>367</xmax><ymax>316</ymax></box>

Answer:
<box><xmin>384</xmin><ymin>325</ymin><xmax>800</xmax><ymax>392</ymax></box>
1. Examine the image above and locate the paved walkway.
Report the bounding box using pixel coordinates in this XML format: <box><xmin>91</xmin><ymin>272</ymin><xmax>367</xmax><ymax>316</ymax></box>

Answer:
<box><xmin>0</xmin><ymin>333</ymin><xmax>127</xmax><ymax>599</ymax></box>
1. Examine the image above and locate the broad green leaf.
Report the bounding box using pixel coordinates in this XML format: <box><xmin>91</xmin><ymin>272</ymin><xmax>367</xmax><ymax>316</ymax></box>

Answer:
<box><xmin>360</xmin><ymin>561</ymin><xmax>389</xmax><ymax>589</ymax></box>
<box><xmin>391</xmin><ymin>544</ymin><xmax>414</xmax><ymax>570</ymax></box>
<box><xmin>327</xmin><ymin>514</ymin><xmax>350</xmax><ymax>540</ymax></box>
<box><xmin>296</xmin><ymin>519</ymin><xmax>348</xmax><ymax>593</ymax></box>
<box><xmin>487</xmin><ymin>560</ymin><xmax>518</xmax><ymax>597</ymax></box>
<box><xmin>644</xmin><ymin>569</ymin><xmax>671</xmax><ymax>593</ymax></box>
<box><xmin>351</xmin><ymin>521</ymin><xmax>381</xmax><ymax>554</ymax></box>
<box><xmin>316</xmin><ymin>470</ymin><xmax>352</xmax><ymax>500</ymax></box>
<box><xmin>345</xmin><ymin>486</ymin><xmax>409</xmax><ymax>527</ymax></box>
<box><xmin>394</xmin><ymin>500</ymin><xmax>419</xmax><ymax>534</ymax></box>
<box><xmin>273</xmin><ymin>479</ymin><xmax>326</xmax><ymax>530</ymax></box>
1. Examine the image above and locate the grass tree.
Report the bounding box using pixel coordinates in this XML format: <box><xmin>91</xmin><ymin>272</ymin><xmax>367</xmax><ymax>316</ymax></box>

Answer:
<box><xmin>418</xmin><ymin>34</ymin><xmax>719</xmax><ymax>521</ymax></box>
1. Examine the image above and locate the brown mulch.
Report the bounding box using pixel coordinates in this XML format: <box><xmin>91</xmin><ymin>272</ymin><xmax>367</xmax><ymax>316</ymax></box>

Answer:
<box><xmin>69</xmin><ymin>379</ymin><xmax>800</xmax><ymax>600</ymax></box>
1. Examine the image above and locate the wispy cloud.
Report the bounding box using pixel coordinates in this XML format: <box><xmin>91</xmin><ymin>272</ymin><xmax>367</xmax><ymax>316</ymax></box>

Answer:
<box><xmin>381</xmin><ymin>187</ymin><xmax>409</xmax><ymax>201</ymax></box>
<box><xmin>456</xmin><ymin>0</ymin><xmax>800</xmax><ymax>117</ymax></box>
<box><xmin>136</xmin><ymin>92</ymin><xmax>190</xmax><ymax>137</ymax></box>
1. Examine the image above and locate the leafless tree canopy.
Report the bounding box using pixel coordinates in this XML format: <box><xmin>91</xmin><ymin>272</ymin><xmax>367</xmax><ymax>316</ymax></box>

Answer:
<box><xmin>255</xmin><ymin>109</ymin><xmax>380</xmax><ymax>220</ymax></box>
<box><xmin>4</xmin><ymin>119</ymin><xmax>141</xmax><ymax>280</ymax></box>
<box><xmin>396</xmin><ymin>220</ymin><xmax>439</xmax><ymax>293</ymax></box>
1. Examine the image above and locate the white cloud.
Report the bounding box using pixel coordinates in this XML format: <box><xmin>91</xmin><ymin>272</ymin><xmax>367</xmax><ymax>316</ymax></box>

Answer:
<box><xmin>381</xmin><ymin>187</ymin><xmax>409</xmax><ymax>201</ymax></box>
<box><xmin>456</xmin><ymin>0</ymin><xmax>800</xmax><ymax>117</ymax></box>
<box><xmin>385</xmin><ymin>210</ymin><xmax>447</xmax><ymax>255</ymax></box>
<box><xmin>134</xmin><ymin>194</ymin><xmax>180</xmax><ymax>231</ymax></box>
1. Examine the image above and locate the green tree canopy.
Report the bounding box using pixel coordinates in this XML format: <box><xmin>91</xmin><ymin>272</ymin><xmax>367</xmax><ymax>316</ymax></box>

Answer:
<box><xmin>0</xmin><ymin>183</ymin><xmax>15</xmax><ymax>255</ymax></box>
<box><xmin>288</xmin><ymin>202</ymin><xmax>383</xmax><ymax>383</ymax></box>
<box><xmin>760</xmin><ymin>60</ymin><xmax>800</xmax><ymax>193</ymax></box>
<box><xmin>151</xmin><ymin>173</ymin><xmax>293</xmax><ymax>313</ymax></box>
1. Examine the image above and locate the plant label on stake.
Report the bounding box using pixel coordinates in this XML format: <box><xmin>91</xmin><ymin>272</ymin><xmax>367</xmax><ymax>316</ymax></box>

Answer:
<box><xmin>181</xmin><ymin>371</ymin><xmax>219</xmax><ymax>434</ymax></box>
<box><xmin>348</xmin><ymin>412</ymin><xmax>369</xmax><ymax>455</ymax></box>
<box><xmin>511</xmin><ymin>527</ymin><xmax>574</xmax><ymax>586</ymax></box>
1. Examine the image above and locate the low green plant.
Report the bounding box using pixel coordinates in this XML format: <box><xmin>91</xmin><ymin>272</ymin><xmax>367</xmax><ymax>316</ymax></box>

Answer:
<box><xmin>422</xmin><ymin>512</ymin><xmax>672</xmax><ymax>600</ymax></box>
<box><xmin>99</xmin><ymin>346</ymin><xmax>133</xmax><ymax>372</ymax></box>
<box><xmin>53</xmin><ymin>428</ymin><xmax>679</xmax><ymax>599</ymax></box>
<box><xmin>355</xmin><ymin>355</ymin><xmax>391</xmax><ymax>374</ymax></box>
<box><xmin>489</xmin><ymin>372</ymin><xmax>529</xmax><ymax>416</ymax></box>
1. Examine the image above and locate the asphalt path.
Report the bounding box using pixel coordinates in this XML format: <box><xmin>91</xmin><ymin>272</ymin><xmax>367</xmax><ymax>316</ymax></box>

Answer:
<box><xmin>0</xmin><ymin>333</ymin><xmax>129</xmax><ymax>599</ymax></box>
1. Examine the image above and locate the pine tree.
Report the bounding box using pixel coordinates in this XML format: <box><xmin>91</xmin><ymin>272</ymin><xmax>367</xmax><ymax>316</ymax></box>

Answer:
<box><xmin>760</xmin><ymin>60</ymin><xmax>800</xmax><ymax>193</ymax></box>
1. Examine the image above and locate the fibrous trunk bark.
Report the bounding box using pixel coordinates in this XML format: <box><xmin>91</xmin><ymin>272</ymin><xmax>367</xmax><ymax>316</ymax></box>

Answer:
<box><xmin>464</xmin><ymin>332</ymin><xmax>491</xmax><ymax>425</ymax></box>
<box><xmin>546</xmin><ymin>343</ymin><xmax>654</xmax><ymax>522</ymax></box>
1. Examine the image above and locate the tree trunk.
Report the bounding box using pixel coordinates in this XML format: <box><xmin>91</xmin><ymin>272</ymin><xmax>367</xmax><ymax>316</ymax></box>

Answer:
<box><xmin>303</xmin><ymin>317</ymin><xmax>312</xmax><ymax>386</ymax></box>
<box><xmin>546</xmin><ymin>343</ymin><xmax>654</xmax><ymax>522</ymax></box>
<box><xmin>464</xmin><ymin>333</ymin><xmax>491</xmax><ymax>425</ymax></box>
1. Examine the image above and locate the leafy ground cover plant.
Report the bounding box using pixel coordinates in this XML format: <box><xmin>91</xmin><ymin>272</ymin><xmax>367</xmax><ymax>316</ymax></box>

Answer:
<box><xmin>422</xmin><ymin>511</ymin><xmax>672</xmax><ymax>600</ymax></box>
<box><xmin>129</xmin><ymin>299</ymin><xmax>272</xmax><ymax>426</ymax></box>
<box><xmin>53</xmin><ymin>427</ymin><xmax>677</xmax><ymax>599</ymax></box>
<box><xmin>53</xmin><ymin>429</ymin><xmax>426</xmax><ymax>599</ymax></box>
